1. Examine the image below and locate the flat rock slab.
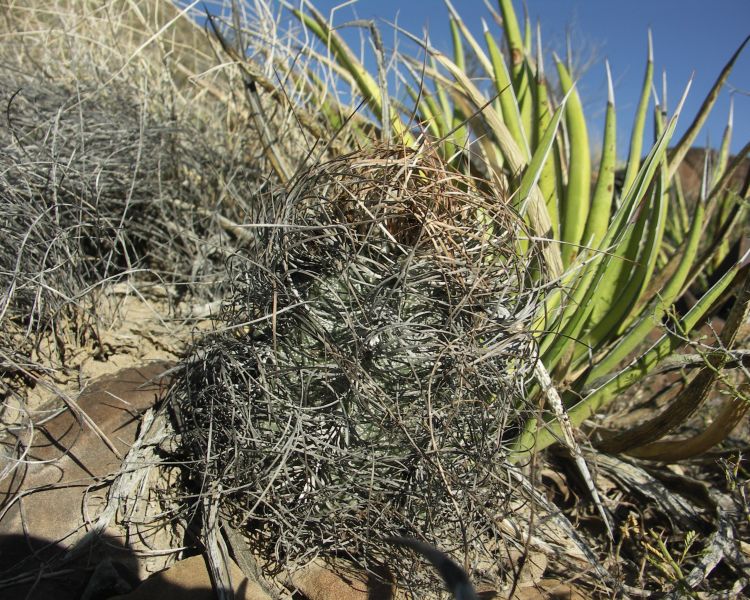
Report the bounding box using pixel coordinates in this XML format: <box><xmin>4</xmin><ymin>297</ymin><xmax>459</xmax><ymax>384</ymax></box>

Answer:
<box><xmin>109</xmin><ymin>554</ymin><xmax>273</xmax><ymax>600</ymax></box>
<box><xmin>289</xmin><ymin>559</ymin><xmax>391</xmax><ymax>600</ymax></box>
<box><xmin>0</xmin><ymin>361</ymin><xmax>173</xmax><ymax>599</ymax></box>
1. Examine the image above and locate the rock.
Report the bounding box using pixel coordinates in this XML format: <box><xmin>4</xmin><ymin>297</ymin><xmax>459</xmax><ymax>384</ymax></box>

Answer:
<box><xmin>507</xmin><ymin>578</ymin><xmax>589</xmax><ymax>599</ymax></box>
<box><xmin>0</xmin><ymin>361</ymin><xmax>173</xmax><ymax>599</ymax></box>
<box><xmin>288</xmin><ymin>559</ymin><xmax>394</xmax><ymax>600</ymax></box>
<box><xmin>109</xmin><ymin>554</ymin><xmax>274</xmax><ymax>600</ymax></box>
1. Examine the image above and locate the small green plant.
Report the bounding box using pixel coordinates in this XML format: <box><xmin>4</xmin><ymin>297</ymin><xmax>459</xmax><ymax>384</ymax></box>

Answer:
<box><xmin>721</xmin><ymin>453</ymin><xmax>750</xmax><ymax>528</ymax></box>
<box><xmin>643</xmin><ymin>529</ymin><xmax>700</xmax><ymax>595</ymax></box>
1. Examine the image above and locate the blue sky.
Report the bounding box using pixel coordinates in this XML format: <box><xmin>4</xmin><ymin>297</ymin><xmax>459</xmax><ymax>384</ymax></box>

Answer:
<box><xmin>300</xmin><ymin>0</ymin><xmax>749</xmax><ymax>159</ymax></box>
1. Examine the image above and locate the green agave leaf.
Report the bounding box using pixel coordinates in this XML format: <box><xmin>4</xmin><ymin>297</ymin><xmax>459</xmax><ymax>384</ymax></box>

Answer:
<box><xmin>621</xmin><ymin>31</ymin><xmax>653</xmax><ymax>196</ymax></box>
<box><xmin>584</xmin><ymin>78</ymin><xmax>692</xmax><ymax>332</ymax></box>
<box><xmin>582</xmin><ymin>184</ymin><xmax>705</xmax><ymax>384</ymax></box>
<box><xmin>533</xmin><ymin>23</ymin><xmax>560</xmax><ymax>238</ymax></box>
<box><xmin>581</xmin><ymin>60</ymin><xmax>616</xmax><ymax>251</ymax></box>
<box><xmin>431</xmin><ymin>50</ymin><xmax>564</xmax><ymax>276</ymax></box>
<box><xmin>687</xmin><ymin>199</ymin><xmax>747</xmax><ymax>300</ymax></box>
<box><xmin>710</xmin><ymin>140</ymin><xmax>750</xmax><ymax>201</ymax></box>
<box><xmin>710</xmin><ymin>101</ymin><xmax>736</xmax><ymax>268</ymax></box>
<box><xmin>452</xmin><ymin>94</ymin><xmax>508</xmax><ymax>188</ymax></box>
<box><xmin>427</xmin><ymin>59</ymin><xmax>526</xmax><ymax>178</ymax></box>
<box><xmin>587</xmin><ymin>101</ymin><xmax>669</xmax><ymax>347</ymax></box>
<box><xmin>399</xmin><ymin>69</ymin><xmax>444</xmax><ymax>140</ymax></box>
<box><xmin>497</xmin><ymin>0</ymin><xmax>533</xmax><ymax>145</ymax></box>
<box><xmin>498</xmin><ymin>0</ymin><xmax>525</xmax><ymax>77</ymax></box>
<box><xmin>651</xmin><ymin>81</ymin><xmax>667</xmax><ymax>142</ymax></box>
<box><xmin>518</xmin><ymin>88</ymin><xmax>570</xmax><ymax>205</ymax></box>
<box><xmin>523</xmin><ymin>5</ymin><xmax>532</xmax><ymax>55</ymax></box>
<box><xmin>582</xmin><ymin>191</ymin><xmax>667</xmax><ymax>369</ymax></box>
<box><xmin>582</xmin><ymin>195</ymin><xmax>645</xmax><ymax>345</ymax></box>
<box><xmin>581</xmin><ymin>246</ymin><xmax>747</xmax><ymax>408</ymax></box>
<box><xmin>449</xmin><ymin>16</ymin><xmax>466</xmax><ymax>72</ymax></box>
<box><xmin>555</xmin><ymin>55</ymin><xmax>591</xmax><ymax>266</ymax></box>
<box><xmin>291</xmin><ymin>4</ymin><xmax>413</xmax><ymax>143</ymax></box>
<box><xmin>445</xmin><ymin>0</ymin><xmax>493</xmax><ymax>76</ymax></box>
<box><xmin>425</xmin><ymin>54</ymin><xmax>466</xmax><ymax>157</ymax></box>
<box><xmin>668</xmin><ymin>162</ymin><xmax>690</xmax><ymax>246</ymax></box>
<box><xmin>712</xmin><ymin>98</ymin><xmax>734</xmax><ymax>188</ymax></box>
<box><xmin>538</xmin><ymin>79</ymin><xmax>692</xmax><ymax>371</ymax></box>
<box><xmin>514</xmin><ymin>81</ymin><xmax>534</xmax><ymax>152</ymax></box>
<box><xmin>484</xmin><ymin>19</ymin><xmax>530</xmax><ymax>157</ymax></box>
<box><xmin>602</xmin><ymin>269</ymin><xmax>750</xmax><ymax>456</ymax></box>
<box><xmin>448</xmin><ymin>17</ymin><xmax>470</xmax><ymax>150</ymax></box>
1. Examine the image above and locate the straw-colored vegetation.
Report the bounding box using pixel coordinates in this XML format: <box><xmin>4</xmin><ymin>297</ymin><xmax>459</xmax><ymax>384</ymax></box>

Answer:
<box><xmin>1</xmin><ymin>0</ymin><xmax>749</xmax><ymax>597</ymax></box>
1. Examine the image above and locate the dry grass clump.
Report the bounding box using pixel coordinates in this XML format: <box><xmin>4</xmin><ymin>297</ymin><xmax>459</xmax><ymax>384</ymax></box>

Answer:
<box><xmin>0</xmin><ymin>0</ymin><xmax>275</xmax><ymax>391</ymax></box>
<box><xmin>0</xmin><ymin>78</ymin><xmax>173</xmax><ymax>357</ymax></box>
<box><xmin>167</xmin><ymin>144</ymin><xmax>542</xmax><ymax>589</ymax></box>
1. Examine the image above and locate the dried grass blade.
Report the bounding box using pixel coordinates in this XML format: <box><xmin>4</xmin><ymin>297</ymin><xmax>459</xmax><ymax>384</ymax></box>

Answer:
<box><xmin>204</xmin><ymin>494</ymin><xmax>235</xmax><ymax>600</ymax></box>
<box><xmin>534</xmin><ymin>360</ymin><xmax>613</xmax><ymax>539</ymax></box>
<box><xmin>668</xmin><ymin>35</ymin><xmax>750</xmax><ymax>180</ymax></box>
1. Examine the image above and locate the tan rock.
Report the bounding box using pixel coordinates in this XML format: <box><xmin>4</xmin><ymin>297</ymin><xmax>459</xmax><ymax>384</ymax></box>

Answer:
<box><xmin>109</xmin><ymin>554</ymin><xmax>274</xmax><ymax>600</ymax></box>
<box><xmin>505</xmin><ymin>578</ymin><xmax>589</xmax><ymax>600</ymax></box>
<box><xmin>289</xmin><ymin>559</ymin><xmax>394</xmax><ymax>600</ymax></box>
<box><xmin>0</xmin><ymin>362</ymin><xmax>173</xmax><ymax>599</ymax></box>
